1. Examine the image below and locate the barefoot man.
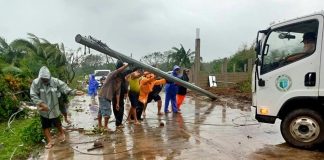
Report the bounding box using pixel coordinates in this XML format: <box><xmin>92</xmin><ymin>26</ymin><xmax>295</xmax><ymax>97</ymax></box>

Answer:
<box><xmin>30</xmin><ymin>66</ymin><xmax>84</xmax><ymax>149</ymax></box>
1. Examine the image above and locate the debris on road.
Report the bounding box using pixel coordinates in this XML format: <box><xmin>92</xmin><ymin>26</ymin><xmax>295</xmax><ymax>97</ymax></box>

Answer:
<box><xmin>87</xmin><ymin>141</ymin><xmax>103</xmax><ymax>151</ymax></box>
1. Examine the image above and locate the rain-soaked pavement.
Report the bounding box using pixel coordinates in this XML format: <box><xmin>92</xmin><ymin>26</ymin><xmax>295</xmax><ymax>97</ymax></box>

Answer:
<box><xmin>38</xmin><ymin>94</ymin><xmax>324</xmax><ymax>160</ymax></box>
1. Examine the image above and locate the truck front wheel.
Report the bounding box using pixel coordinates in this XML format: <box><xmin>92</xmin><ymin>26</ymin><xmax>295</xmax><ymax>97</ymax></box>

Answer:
<box><xmin>280</xmin><ymin>109</ymin><xmax>324</xmax><ymax>149</ymax></box>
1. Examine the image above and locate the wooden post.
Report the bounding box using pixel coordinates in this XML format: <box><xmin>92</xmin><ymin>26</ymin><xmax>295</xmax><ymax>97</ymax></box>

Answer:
<box><xmin>221</xmin><ymin>63</ymin><xmax>224</xmax><ymax>73</ymax></box>
<box><xmin>233</xmin><ymin>64</ymin><xmax>236</xmax><ymax>73</ymax></box>
<box><xmin>248</xmin><ymin>58</ymin><xmax>253</xmax><ymax>73</ymax></box>
<box><xmin>223</xmin><ymin>58</ymin><xmax>228</xmax><ymax>87</ymax></box>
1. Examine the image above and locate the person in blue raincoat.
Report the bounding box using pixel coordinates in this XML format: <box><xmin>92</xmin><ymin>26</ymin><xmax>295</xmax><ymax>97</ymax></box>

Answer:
<box><xmin>88</xmin><ymin>74</ymin><xmax>99</xmax><ymax>103</ymax></box>
<box><xmin>164</xmin><ymin>65</ymin><xmax>181</xmax><ymax>113</ymax></box>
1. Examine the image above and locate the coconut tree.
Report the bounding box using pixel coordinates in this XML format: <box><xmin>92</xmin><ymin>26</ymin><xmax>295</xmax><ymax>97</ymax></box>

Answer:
<box><xmin>0</xmin><ymin>37</ymin><xmax>27</xmax><ymax>65</ymax></box>
<box><xmin>7</xmin><ymin>34</ymin><xmax>68</xmax><ymax>79</ymax></box>
<box><xmin>168</xmin><ymin>44</ymin><xmax>195</xmax><ymax>68</ymax></box>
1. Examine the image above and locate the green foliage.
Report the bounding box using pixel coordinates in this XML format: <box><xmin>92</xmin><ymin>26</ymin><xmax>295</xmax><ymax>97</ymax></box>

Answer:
<box><xmin>0</xmin><ymin>94</ymin><xmax>20</xmax><ymax>122</ymax></box>
<box><xmin>69</xmin><ymin>75</ymin><xmax>86</xmax><ymax>90</ymax></box>
<box><xmin>76</xmin><ymin>54</ymin><xmax>115</xmax><ymax>76</ymax></box>
<box><xmin>1</xmin><ymin>65</ymin><xmax>23</xmax><ymax>75</ymax></box>
<box><xmin>236</xmin><ymin>79</ymin><xmax>252</xmax><ymax>93</ymax></box>
<box><xmin>0</xmin><ymin>118</ymin><xmax>41</xmax><ymax>160</ymax></box>
<box><xmin>18</xmin><ymin>53</ymin><xmax>46</xmax><ymax>78</ymax></box>
<box><xmin>140</xmin><ymin>46</ymin><xmax>195</xmax><ymax>71</ymax></box>
<box><xmin>0</xmin><ymin>75</ymin><xmax>20</xmax><ymax>121</ymax></box>
<box><xmin>204</xmin><ymin>44</ymin><xmax>255</xmax><ymax>73</ymax></box>
<box><xmin>168</xmin><ymin>44</ymin><xmax>195</xmax><ymax>68</ymax></box>
<box><xmin>20</xmin><ymin>118</ymin><xmax>44</xmax><ymax>144</ymax></box>
<box><xmin>140</xmin><ymin>51</ymin><xmax>167</xmax><ymax>66</ymax></box>
<box><xmin>226</xmin><ymin>45</ymin><xmax>255</xmax><ymax>72</ymax></box>
<box><xmin>0</xmin><ymin>73</ymin><xmax>32</xmax><ymax>121</ymax></box>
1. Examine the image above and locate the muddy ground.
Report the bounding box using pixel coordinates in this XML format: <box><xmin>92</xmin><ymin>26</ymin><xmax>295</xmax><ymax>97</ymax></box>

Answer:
<box><xmin>35</xmin><ymin>93</ymin><xmax>324</xmax><ymax>160</ymax></box>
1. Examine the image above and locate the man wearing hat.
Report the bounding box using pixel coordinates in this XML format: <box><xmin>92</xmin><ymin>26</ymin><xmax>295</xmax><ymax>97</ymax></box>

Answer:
<box><xmin>286</xmin><ymin>32</ymin><xmax>317</xmax><ymax>62</ymax></box>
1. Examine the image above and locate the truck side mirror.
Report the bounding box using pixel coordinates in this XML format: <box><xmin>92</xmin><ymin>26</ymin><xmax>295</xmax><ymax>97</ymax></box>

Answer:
<box><xmin>258</xmin><ymin>79</ymin><xmax>265</xmax><ymax>86</ymax></box>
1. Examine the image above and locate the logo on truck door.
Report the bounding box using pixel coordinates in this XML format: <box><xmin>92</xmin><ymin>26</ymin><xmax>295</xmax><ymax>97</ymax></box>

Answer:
<box><xmin>276</xmin><ymin>75</ymin><xmax>292</xmax><ymax>91</ymax></box>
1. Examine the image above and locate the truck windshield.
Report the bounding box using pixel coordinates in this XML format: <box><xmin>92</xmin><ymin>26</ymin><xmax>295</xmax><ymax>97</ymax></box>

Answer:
<box><xmin>261</xmin><ymin>20</ymin><xmax>319</xmax><ymax>74</ymax></box>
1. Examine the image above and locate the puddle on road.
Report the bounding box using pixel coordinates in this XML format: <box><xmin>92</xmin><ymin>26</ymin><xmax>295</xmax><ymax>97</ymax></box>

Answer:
<box><xmin>37</xmin><ymin>94</ymin><xmax>324</xmax><ymax>160</ymax></box>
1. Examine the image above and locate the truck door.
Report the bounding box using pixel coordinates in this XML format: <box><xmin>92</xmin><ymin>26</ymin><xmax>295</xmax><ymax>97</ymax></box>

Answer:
<box><xmin>256</xmin><ymin>15</ymin><xmax>323</xmax><ymax>117</ymax></box>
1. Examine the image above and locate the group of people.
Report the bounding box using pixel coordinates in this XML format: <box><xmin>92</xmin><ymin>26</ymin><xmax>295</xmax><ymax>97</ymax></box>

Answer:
<box><xmin>29</xmin><ymin>61</ymin><xmax>189</xmax><ymax>149</ymax></box>
<box><xmin>96</xmin><ymin>61</ymin><xmax>190</xmax><ymax>131</ymax></box>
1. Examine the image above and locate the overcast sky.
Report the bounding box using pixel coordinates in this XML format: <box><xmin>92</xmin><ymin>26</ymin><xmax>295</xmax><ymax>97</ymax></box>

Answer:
<box><xmin>0</xmin><ymin>0</ymin><xmax>323</xmax><ymax>61</ymax></box>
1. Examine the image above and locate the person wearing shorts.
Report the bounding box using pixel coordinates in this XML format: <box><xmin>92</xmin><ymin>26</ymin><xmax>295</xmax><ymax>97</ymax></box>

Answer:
<box><xmin>30</xmin><ymin>66</ymin><xmax>84</xmax><ymax>149</ymax></box>
<box><xmin>125</xmin><ymin>70</ymin><xmax>142</xmax><ymax>125</ymax></box>
<box><xmin>40</xmin><ymin>116</ymin><xmax>62</xmax><ymax>129</ymax></box>
<box><xmin>146</xmin><ymin>85</ymin><xmax>163</xmax><ymax>115</ymax></box>
<box><xmin>98</xmin><ymin>97</ymin><xmax>112</xmax><ymax>119</ymax></box>
<box><xmin>98</xmin><ymin>62</ymin><xmax>128</xmax><ymax>131</ymax></box>
<box><xmin>137</xmin><ymin>72</ymin><xmax>166</xmax><ymax>120</ymax></box>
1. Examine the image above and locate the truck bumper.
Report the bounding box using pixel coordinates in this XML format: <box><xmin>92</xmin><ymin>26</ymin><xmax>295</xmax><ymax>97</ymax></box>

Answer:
<box><xmin>256</xmin><ymin>114</ymin><xmax>276</xmax><ymax>124</ymax></box>
<box><xmin>252</xmin><ymin>106</ymin><xmax>277</xmax><ymax>124</ymax></box>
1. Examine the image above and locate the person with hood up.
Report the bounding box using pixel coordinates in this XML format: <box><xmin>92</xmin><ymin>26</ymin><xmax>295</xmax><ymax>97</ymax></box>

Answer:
<box><xmin>164</xmin><ymin>65</ymin><xmax>181</xmax><ymax>113</ymax></box>
<box><xmin>88</xmin><ymin>74</ymin><xmax>99</xmax><ymax>104</ymax></box>
<box><xmin>176</xmin><ymin>69</ymin><xmax>190</xmax><ymax>110</ymax></box>
<box><xmin>30</xmin><ymin>66</ymin><xmax>84</xmax><ymax>149</ymax></box>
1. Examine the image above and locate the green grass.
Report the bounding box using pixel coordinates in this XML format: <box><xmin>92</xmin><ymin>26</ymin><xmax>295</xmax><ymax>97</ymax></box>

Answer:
<box><xmin>0</xmin><ymin>118</ymin><xmax>42</xmax><ymax>160</ymax></box>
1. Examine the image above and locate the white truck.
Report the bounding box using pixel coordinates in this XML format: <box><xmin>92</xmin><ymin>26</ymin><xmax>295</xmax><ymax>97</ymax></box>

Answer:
<box><xmin>252</xmin><ymin>11</ymin><xmax>324</xmax><ymax>149</ymax></box>
<box><xmin>94</xmin><ymin>70</ymin><xmax>111</xmax><ymax>87</ymax></box>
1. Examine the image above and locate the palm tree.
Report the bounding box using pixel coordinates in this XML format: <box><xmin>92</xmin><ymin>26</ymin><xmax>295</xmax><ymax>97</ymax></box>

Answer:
<box><xmin>168</xmin><ymin>44</ymin><xmax>195</xmax><ymax>68</ymax></box>
<box><xmin>0</xmin><ymin>33</ymin><xmax>72</xmax><ymax>81</ymax></box>
<box><xmin>8</xmin><ymin>34</ymin><xmax>69</xmax><ymax>78</ymax></box>
<box><xmin>0</xmin><ymin>37</ymin><xmax>27</xmax><ymax>65</ymax></box>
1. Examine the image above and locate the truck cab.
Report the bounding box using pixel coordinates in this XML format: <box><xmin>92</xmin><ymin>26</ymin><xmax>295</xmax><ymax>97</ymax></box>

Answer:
<box><xmin>252</xmin><ymin>11</ymin><xmax>324</xmax><ymax>149</ymax></box>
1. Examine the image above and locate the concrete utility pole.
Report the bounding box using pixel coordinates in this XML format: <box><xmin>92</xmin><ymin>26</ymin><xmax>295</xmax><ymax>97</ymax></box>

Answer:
<box><xmin>194</xmin><ymin>28</ymin><xmax>201</xmax><ymax>86</ymax></box>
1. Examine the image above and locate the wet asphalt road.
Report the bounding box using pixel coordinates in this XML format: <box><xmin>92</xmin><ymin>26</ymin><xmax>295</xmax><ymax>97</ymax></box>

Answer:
<box><xmin>38</xmin><ymin>94</ymin><xmax>324</xmax><ymax>160</ymax></box>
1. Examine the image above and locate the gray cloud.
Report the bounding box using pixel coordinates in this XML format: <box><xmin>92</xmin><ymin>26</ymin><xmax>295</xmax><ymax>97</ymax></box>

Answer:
<box><xmin>0</xmin><ymin>0</ymin><xmax>323</xmax><ymax>61</ymax></box>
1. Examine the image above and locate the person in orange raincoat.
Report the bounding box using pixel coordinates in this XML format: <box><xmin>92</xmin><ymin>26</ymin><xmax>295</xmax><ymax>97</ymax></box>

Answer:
<box><xmin>137</xmin><ymin>72</ymin><xmax>166</xmax><ymax>120</ymax></box>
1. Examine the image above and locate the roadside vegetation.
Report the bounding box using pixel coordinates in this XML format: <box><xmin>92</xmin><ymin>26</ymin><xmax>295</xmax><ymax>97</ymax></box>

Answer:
<box><xmin>0</xmin><ymin>117</ymin><xmax>42</xmax><ymax>160</ymax></box>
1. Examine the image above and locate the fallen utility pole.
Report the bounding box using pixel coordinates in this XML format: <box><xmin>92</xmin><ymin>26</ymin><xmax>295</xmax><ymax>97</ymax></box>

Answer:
<box><xmin>75</xmin><ymin>34</ymin><xmax>217</xmax><ymax>100</ymax></box>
